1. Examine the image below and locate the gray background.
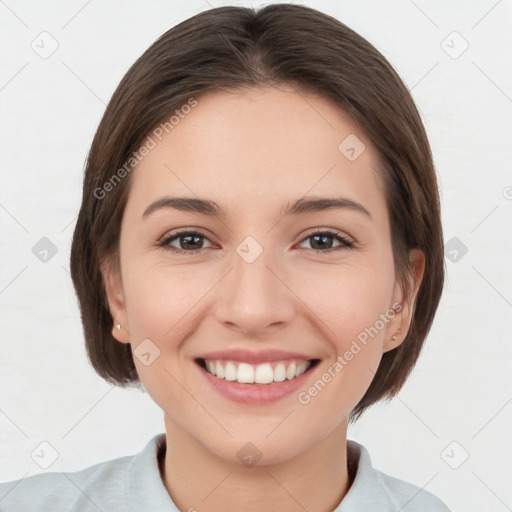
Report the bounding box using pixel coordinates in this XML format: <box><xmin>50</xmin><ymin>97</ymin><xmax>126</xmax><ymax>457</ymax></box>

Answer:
<box><xmin>1</xmin><ymin>1</ymin><xmax>511</xmax><ymax>510</ymax></box>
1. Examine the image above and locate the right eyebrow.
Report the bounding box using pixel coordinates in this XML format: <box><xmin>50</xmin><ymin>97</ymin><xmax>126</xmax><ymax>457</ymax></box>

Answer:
<box><xmin>142</xmin><ymin>197</ymin><xmax>224</xmax><ymax>219</ymax></box>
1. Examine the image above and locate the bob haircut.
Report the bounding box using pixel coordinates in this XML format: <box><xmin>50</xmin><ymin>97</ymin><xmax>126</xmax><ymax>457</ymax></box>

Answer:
<box><xmin>70</xmin><ymin>4</ymin><xmax>444</xmax><ymax>419</ymax></box>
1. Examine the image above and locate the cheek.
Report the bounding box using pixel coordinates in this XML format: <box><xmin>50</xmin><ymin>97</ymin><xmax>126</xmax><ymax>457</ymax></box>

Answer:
<box><xmin>297</xmin><ymin>259</ymin><xmax>395</xmax><ymax>346</ymax></box>
<box><xmin>123</xmin><ymin>260</ymin><xmax>213</xmax><ymax>340</ymax></box>
<box><xmin>295</xmin><ymin>259</ymin><xmax>395</xmax><ymax>392</ymax></box>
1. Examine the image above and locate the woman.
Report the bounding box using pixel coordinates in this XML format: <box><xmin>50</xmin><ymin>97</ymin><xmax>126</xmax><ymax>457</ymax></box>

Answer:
<box><xmin>0</xmin><ymin>4</ymin><xmax>448</xmax><ymax>511</ymax></box>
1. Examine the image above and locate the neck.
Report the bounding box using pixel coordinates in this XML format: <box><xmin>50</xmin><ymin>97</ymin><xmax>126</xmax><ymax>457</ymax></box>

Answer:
<box><xmin>161</xmin><ymin>417</ymin><xmax>351</xmax><ymax>512</ymax></box>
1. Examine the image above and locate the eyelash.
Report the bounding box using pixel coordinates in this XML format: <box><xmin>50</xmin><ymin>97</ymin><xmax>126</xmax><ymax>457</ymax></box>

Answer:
<box><xmin>158</xmin><ymin>228</ymin><xmax>355</xmax><ymax>256</ymax></box>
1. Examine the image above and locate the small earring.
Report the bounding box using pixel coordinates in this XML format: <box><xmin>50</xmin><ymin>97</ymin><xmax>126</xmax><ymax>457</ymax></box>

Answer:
<box><xmin>391</xmin><ymin>328</ymin><xmax>401</xmax><ymax>341</ymax></box>
<box><xmin>115</xmin><ymin>323</ymin><xmax>121</xmax><ymax>330</ymax></box>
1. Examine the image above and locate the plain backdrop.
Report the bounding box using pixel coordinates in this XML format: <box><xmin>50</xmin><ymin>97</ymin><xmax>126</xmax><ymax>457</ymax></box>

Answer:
<box><xmin>1</xmin><ymin>1</ymin><xmax>511</xmax><ymax>510</ymax></box>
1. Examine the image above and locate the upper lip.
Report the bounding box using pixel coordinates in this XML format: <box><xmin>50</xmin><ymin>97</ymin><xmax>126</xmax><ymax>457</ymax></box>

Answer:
<box><xmin>196</xmin><ymin>349</ymin><xmax>316</xmax><ymax>364</ymax></box>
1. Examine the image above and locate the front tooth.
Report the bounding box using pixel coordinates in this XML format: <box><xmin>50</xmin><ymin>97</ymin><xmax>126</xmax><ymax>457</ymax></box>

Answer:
<box><xmin>295</xmin><ymin>361</ymin><xmax>308</xmax><ymax>377</ymax></box>
<box><xmin>215</xmin><ymin>361</ymin><xmax>225</xmax><ymax>379</ymax></box>
<box><xmin>286</xmin><ymin>362</ymin><xmax>296</xmax><ymax>380</ymax></box>
<box><xmin>207</xmin><ymin>360</ymin><xmax>216</xmax><ymax>375</ymax></box>
<box><xmin>224</xmin><ymin>361</ymin><xmax>237</xmax><ymax>381</ymax></box>
<box><xmin>273</xmin><ymin>363</ymin><xmax>286</xmax><ymax>382</ymax></box>
<box><xmin>237</xmin><ymin>363</ymin><xmax>255</xmax><ymax>383</ymax></box>
<box><xmin>254</xmin><ymin>363</ymin><xmax>274</xmax><ymax>384</ymax></box>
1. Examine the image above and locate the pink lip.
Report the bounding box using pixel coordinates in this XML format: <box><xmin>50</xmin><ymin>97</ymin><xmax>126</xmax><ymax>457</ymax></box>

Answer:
<box><xmin>195</xmin><ymin>357</ymin><xmax>319</xmax><ymax>405</ymax></box>
<box><xmin>196</xmin><ymin>348</ymin><xmax>313</xmax><ymax>364</ymax></box>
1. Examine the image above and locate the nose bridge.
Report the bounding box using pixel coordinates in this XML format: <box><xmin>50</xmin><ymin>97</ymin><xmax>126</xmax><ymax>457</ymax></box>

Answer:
<box><xmin>213</xmin><ymin>237</ymin><xmax>295</xmax><ymax>334</ymax></box>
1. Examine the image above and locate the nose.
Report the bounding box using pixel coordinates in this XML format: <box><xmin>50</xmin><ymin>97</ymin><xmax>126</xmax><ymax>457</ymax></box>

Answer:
<box><xmin>213</xmin><ymin>247</ymin><xmax>296</xmax><ymax>337</ymax></box>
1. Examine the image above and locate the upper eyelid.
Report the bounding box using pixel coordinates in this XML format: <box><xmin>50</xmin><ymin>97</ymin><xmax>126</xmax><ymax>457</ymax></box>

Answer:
<box><xmin>160</xmin><ymin>228</ymin><xmax>354</xmax><ymax>249</ymax></box>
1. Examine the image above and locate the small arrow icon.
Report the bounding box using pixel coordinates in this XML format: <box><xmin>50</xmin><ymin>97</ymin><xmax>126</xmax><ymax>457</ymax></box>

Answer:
<box><xmin>338</xmin><ymin>134</ymin><xmax>365</xmax><ymax>161</ymax></box>
<box><xmin>31</xmin><ymin>441</ymin><xmax>59</xmax><ymax>469</ymax></box>
<box><xmin>440</xmin><ymin>31</ymin><xmax>468</xmax><ymax>59</ymax></box>
<box><xmin>32</xmin><ymin>237</ymin><xmax>58</xmax><ymax>263</ymax></box>
<box><xmin>30</xmin><ymin>31</ymin><xmax>59</xmax><ymax>60</ymax></box>
<box><xmin>236</xmin><ymin>236</ymin><xmax>263</xmax><ymax>263</ymax></box>
<box><xmin>441</xmin><ymin>440</ymin><xmax>469</xmax><ymax>469</ymax></box>
<box><xmin>444</xmin><ymin>237</ymin><xmax>467</xmax><ymax>263</ymax></box>
<box><xmin>134</xmin><ymin>339</ymin><xmax>160</xmax><ymax>366</ymax></box>
<box><xmin>236</xmin><ymin>442</ymin><xmax>262</xmax><ymax>467</ymax></box>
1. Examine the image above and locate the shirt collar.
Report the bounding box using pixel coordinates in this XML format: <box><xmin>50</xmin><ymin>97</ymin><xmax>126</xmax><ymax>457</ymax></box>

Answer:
<box><xmin>127</xmin><ymin>433</ymin><xmax>176</xmax><ymax>511</ymax></box>
<box><xmin>335</xmin><ymin>440</ymin><xmax>398</xmax><ymax>511</ymax></box>
<box><xmin>127</xmin><ymin>435</ymin><xmax>401</xmax><ymax>511</ymax></box>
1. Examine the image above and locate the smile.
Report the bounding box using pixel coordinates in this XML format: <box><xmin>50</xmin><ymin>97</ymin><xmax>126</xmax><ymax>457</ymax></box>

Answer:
<box><xmin>194</xmin><ymin>349</ymin><xmax>321</xmax><ymax>404</ymax></box>
<box><xmin>200</xmin><ymin>358</ymin><xmax>314</xmax><ymax>384</ymax></box>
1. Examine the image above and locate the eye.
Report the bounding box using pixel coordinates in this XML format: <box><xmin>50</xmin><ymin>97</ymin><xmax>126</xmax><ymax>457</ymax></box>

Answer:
<box><xmin>159</xmin><ymin>229</ymin><xmax>214</xmax><ymax>254</ymax></box>
<box><xmin>297</xmin><ymin>229</ymin><xmax>354</xmax><ymax>254</ymax></box>
<box><xmin>158</xmin><ymin>228</ymin><xmax>354</xmax><ymax>256</ymax></box>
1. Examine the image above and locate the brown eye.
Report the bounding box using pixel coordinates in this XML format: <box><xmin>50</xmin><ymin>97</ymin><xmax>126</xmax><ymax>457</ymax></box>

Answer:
<box><xmin>160</xmin><ymin>230</ymin><xmax>214</xmax><ymax>254</ymax></box>
<box><xmin>298</xmin><ymin>230</ymin><xmax>354</xmax><ymax>253</ymax></box>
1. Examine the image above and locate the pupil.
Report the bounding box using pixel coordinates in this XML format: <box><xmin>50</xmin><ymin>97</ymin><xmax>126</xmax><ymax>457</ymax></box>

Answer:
<box><xmin>181</xmin><ymin>235</ymin><xmax>202</xmax><ymax>250</ymax></box>
<box><xmin>311</xmin><ymin>234</ymin><xmax>332</xmax><ymax>250</ymax></box>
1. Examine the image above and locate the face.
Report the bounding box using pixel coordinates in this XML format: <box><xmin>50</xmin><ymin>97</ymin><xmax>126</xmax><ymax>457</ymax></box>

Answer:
<box><xmin>104</xmin><ymin>84</ymin><xmax>423</xmax><ymax>466</ymax></box>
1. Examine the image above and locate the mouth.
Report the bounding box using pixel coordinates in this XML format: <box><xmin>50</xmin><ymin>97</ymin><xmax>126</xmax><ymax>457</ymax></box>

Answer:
<box><xmin>196</xmin><ymin>358</ymin><xmax>320</xmax><ymax>384</ymax></box>
<box><xmin>194</xmin><ymin>355</ymin><xmax>320</xmax><ymax>404</ymax></box>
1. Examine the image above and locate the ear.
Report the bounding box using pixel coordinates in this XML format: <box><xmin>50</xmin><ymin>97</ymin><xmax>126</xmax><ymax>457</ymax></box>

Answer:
<box><xmin>383</xmin><ymin>249</ymin><xmax>425</xmax><ymax>353</ymax></box>
<box><xmin>101</xmin><ymin>257</ymin><xmax>130</xmax><ymax>344</ymax></box>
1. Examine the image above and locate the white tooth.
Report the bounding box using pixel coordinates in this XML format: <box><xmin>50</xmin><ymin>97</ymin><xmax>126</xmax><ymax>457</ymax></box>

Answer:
<box><xmin>295</xmin><ymin>361</ymin><xmax>308</xmax><ymax>377</ymax></box>
<box><xmin>273</xmin><ymin>363</ymin><xmax>286</xmax><ymax>382</ymax></box>
<box><xmin>215</xmin><ymin>361</ymin><xmax>225</xmax><ymax>379</ymax></box>
<box><xmin>254</xmin><ymin>363</ymin><xmax>274</xmax><ymax>384</ymax></box>
<box><xmin>224</xmin><ymin>361</ymin><xmax>237</xmax><ymax>381</ymax></box>
<box><xmin>207</xmin><ymin>360</ymin><xmax>216</xmax><ymax>375</ymax></box>
<box><xmin>286</xmin><ymin>362</ymin><xmax>296</xmax><ymax>380</ymax></box>
<box><xmin>237</xmin><ymin>363</ymin><xmax>255</xmax><ymax>383</ymax></box>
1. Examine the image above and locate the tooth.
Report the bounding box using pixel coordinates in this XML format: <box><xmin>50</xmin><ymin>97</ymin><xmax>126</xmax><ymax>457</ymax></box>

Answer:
<box><xmin>215</xmin><ymin>361</ymin><xmax>225</xmax><ymax>379</ymax></box>
<box><xmin>224</xmin><ymin>361</ymin><xmax>237</xmax><ymax>381</ymax></box>
<box><xmin>295</xmin><ymin>361</ymin><xmax>308</xmax><ymax>377</ymax></box>
<box><xmin>237</xmin><ymin>363</ymin><xmax>255</xmax><ymax>383</ymax></box>
<box><xmin>286</xmin><ymin>362</ymin><xmax>296</xmax><ymax>380</ymax></box>
<box><xmin>207</xmin><ymin>360</ymin><xmax>216</xmax><ymax>375</ymax></box>
<box><xmin>254</xmin><ymin>363</ymin><xmax>274</xmax><ymax>384</ymax></box>
<box><xmin>273</xmin><ymin>363</ymin><xmax>286</xmax><ymax>382</ymax></box>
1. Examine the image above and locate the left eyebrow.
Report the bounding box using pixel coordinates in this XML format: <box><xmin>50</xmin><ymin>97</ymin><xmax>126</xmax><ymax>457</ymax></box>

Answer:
<box><xmin>142</xmin><ymin>195</ymin><xmax>371</xmax><ymax>220</ymax></box>
<box><xmin>281</xmin><ymin>196</ymin><xmax>372</xmax><ymax>219</ymax></box>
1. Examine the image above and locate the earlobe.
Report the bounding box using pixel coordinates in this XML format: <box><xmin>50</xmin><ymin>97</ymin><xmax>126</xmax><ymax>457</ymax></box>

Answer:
<box><xmin>101</xmin><ymin>258</ymin><xmax>130</xmax><ymax>344</ymax></box>
<box><xmin>383</xmin><ymin>249</ymin><xmax>425</xmax><ymax>352</ymax></box>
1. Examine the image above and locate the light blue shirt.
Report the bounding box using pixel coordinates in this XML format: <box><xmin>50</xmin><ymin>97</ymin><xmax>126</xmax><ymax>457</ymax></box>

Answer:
<box><xmin>0</xmin><ymin>434</ymin><xmax>449</xmax><ymax>511</ymax></box>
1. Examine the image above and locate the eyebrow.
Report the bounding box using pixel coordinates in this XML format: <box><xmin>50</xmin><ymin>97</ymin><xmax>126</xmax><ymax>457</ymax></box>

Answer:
<box><xmin>142</xmin><ymin>196</ymin><xmax>371</xmax><ymax>220</ymax></box>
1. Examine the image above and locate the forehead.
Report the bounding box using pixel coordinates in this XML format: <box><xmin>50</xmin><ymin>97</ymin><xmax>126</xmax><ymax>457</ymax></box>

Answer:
<box><xmin>127</xmin><ymin>85</ymin><xmax>387</xmax><ymax>221</ymax></box>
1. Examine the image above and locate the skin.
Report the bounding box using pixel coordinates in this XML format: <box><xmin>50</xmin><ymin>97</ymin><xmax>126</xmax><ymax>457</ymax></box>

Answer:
<box><xmin>103</xmin><ymin>83</ymin><xmax>424</xmax><ymax>512</ymax></box>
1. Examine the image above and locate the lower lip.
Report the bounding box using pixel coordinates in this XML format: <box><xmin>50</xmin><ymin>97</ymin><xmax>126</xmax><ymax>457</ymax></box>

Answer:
<box><xmin>197</xmin><ymin>361</ymin><xmax>317</xmax><ymax>405</ymax></box>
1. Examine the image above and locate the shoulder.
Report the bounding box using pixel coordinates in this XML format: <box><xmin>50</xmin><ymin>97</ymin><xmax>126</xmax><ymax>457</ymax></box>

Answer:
<box><xmin>0</xmin><ymin>434</ymin><xmax>169</xmax><ymax>512</ymax></box>
<box><xmin>338</xmin><ymin>440</ymin><xmax>450</xmax><ymax>512</ymax></box>
<box><xmin>0</xmin><ymin>453</ymin><xmax>131</xmax><ymax>512</ymax></box>
<box><xmin>373</xmin><ymin>466</ymin><xmax>450</xmax><ymax>512</ymax></box>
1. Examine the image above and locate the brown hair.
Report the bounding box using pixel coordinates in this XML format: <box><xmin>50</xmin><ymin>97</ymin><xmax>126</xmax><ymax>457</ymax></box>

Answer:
<box><xmin>70</xmin><ymin>4</ymin><xmax>444</xmax><ymax>419</ymax></box>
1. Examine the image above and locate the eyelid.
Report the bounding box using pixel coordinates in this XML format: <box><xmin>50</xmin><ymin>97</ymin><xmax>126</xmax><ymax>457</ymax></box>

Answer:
<box><xmin>296</xmin><ymin>227</ymin><xmax>355</xmax><ymax>252</ymax></box>
<box><xmin>158</xmin><ymin>226</ymin><xmax>356</xmax><ymax>256</ymax></box>
<box><xmin>158</xmin><ymin>226</ymin><xmax>213</xmax><ymax>243</ymax></box>
<box><xmin>300</xmin><ymin>227</ymin><xmax>354</xmax><ymax>243</ymax></box>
